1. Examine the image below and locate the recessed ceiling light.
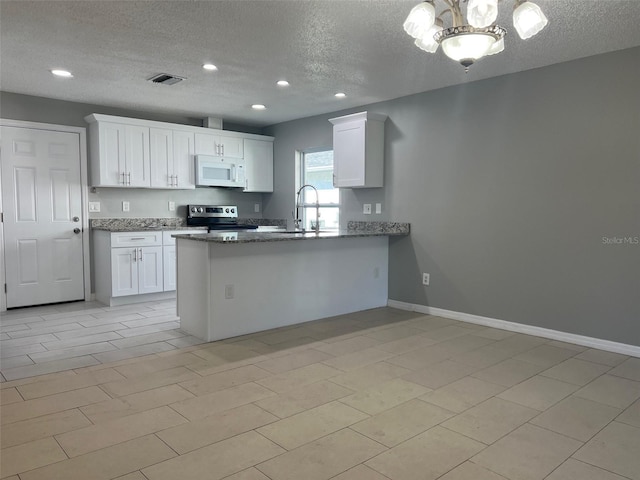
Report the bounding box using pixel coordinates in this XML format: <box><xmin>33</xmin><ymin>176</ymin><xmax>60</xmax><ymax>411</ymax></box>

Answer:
<box><xmin>252</xmin><ymin>104</ymin><xmax>266</xmax><ymax>110</ymax></box>
<box><xmin>51</xmin><ymin>69</ymin><xmax>73</xmax><ymax>78</ymax></box>
<box><xmin>277</xmin><ymin>80</ymin><xmax>290</xmax><ymax>87</ymax></box>
<box><xmin>334</xmin><ymin>92</ymin><xmax>347</xmax><ymax>98</ymax></box>
<box><xmin>202</xmin><ymin>63</ymin><xmax>218</xmax><ymax>71</ymax></box>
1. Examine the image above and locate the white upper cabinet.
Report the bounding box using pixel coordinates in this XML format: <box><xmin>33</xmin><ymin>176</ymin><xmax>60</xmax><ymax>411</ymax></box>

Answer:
<box><xmin>243</xmin><ymin>138</ymin><xmax>274</xmax><ymax>192</ymax></box>
<box><xmin>90</xmin><ymin>121</ymin><xmax>150</xmax><ymax>187</ymax></box>
<box><xmin>149</xmin><ymin>128</ymin><xmax>173</xmax><ymax>188</ymax></box>
<box><xmin>172</xmin><ymin>130</ymin><xmax>195</xmax><ymax>189</ymax></box>
<box><xmin>149</xmin><ymin>128</ymin><xmax>195</xmax><ymax>189</ymax></box>
<box><xmin>329</xmin><ymin>111</ymin><xmax>387</xmax><ymax>188</ymax></box>
<box><xmin>194</xmin><ymin>132</ymin><xmax>243</xmax><ymax>159</ymax></box>
<box><xmin>86</xmin><ymin>114</ymin><xmax>271</xmax><ymax>190</ymax></box>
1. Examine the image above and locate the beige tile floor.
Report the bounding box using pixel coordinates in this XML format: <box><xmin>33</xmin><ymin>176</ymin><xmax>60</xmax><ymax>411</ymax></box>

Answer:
<box><xmin>1</xmin><ymin>302</ymin><xmax>639</xmax><ymax>480</ymax></box>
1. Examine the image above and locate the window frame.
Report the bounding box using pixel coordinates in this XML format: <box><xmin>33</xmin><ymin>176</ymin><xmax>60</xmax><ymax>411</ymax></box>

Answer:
<box><xmin>296</xmin><ymin>147</ymin><xmax>340</xmax><ymax>230</ymax></box>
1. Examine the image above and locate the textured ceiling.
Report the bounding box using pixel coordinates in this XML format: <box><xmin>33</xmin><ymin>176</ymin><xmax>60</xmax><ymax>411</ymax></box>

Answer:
<box><xmin>1</xmin><ymin>0</ymin><xmax>640</xmax><ymax>127</ymax></box>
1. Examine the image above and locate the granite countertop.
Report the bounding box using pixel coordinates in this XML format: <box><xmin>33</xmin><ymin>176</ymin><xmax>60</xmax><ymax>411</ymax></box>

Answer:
<box><xmin>90</xmin><ymin>217</ymin><xmax>287</xmax><ymax>232</ymax></box>
<box><xmin>173</xmin><ymin>221</ymin><xmax>410</xmax><ymax>244</ymax></box>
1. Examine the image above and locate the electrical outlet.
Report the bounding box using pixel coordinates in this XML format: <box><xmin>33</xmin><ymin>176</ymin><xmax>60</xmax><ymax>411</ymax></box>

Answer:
<box><xmin>122</xmin><ymin>201</ymin><xmax>130</xmax><ymax>212</ymax></box>
<box><xmin>422</xmin><ymin>273</ymin><xmax>430</xmax><ymax>286</ymax></box>
<box><xmin>224</xmin><ymin>284</ymin><xmax>235</xmax><ymax>299</ymax></box>
<box><xmin>363</xmin><ymin>204</ymin><xmax>372</xmax><ymax>214</ymax></box>
<box><xmin>88</xmin><ymin>201</ymin><xmax>101</xmax><ymax>213</ymax></box>
<box><xmin>168</xmin><ymin>201</ymin><xmax>175</xmax><ymax>211</ymax></box>
<box><xmin>254</xmin><ymin>203</ymin><xmax>260</xmax><ymax>213</ymax></box>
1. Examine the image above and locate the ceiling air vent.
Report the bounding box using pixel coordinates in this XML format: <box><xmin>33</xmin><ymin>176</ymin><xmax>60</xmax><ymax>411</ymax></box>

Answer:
<box><xmin>148</xmin><ymin>73</ymin><xmax>185</xmax><ymax>86</ymax></box>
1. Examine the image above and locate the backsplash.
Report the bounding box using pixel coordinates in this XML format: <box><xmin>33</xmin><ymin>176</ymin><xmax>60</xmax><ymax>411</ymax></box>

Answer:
<box><xmin>347</xmin><ymin>221</ymin><xmax>410</xmax><ymax>234</ymax></box>
<box><xmin>88</xmin><ymin>187</ymin><xmax>264</xmax><ymax>219</ymax></box>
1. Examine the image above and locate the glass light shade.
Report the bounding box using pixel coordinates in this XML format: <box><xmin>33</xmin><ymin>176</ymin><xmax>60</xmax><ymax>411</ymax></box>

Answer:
<box><xmin>440</xmin><ymin>33</ymin><xmax>496</xmax><ymax>62</ymax></box>
<box><xmin>403</xmin><ymin>2</ymin><xmax>436</xmax><ymax>39</ymax></box>
<box><xmin>486</xmin><ymin>37</ymin><xmax>504</xmax><ymax>55</ymax></box>
<box><xmin>467</xmin><ymin>0</ymin><xmax>498</xmax><ymax>28</ymax></box>
<box><xmin>513</xmin><ymin>1</ymin><xmax>548</xmax><ymax>39</ymax></box>
<box><xmin>414</xmin><ymin>22</ymin><xmax>443</xmax><ymax>53</ymax></box>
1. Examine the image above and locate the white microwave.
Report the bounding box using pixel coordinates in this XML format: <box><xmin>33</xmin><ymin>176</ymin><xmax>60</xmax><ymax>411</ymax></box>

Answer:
<box><xmin>195</xmin><ymin>155</ymin><xmax>245</xmax><ymax>188</ymax></box>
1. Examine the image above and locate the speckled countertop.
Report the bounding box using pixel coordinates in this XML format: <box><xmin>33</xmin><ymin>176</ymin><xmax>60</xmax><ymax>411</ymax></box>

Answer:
<box><xmin>90</xmin><ymin>217</ymin><xmax>287</xmax><ymax>232</ymax></box>
<box><xmin>173</xmin><ymin>221</ymin><xmax>410</xmax><ymax>244</ymax></box>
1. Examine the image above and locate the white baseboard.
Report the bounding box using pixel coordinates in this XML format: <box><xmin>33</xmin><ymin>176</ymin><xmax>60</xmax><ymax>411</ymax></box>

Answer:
<box><xmin>388</xmin><ymin>299</ymin><xmax>640</xmax><ymax>358</ymax></box>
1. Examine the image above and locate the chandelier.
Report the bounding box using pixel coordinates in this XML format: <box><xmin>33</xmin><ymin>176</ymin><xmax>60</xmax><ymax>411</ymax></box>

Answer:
<box><xmin>403</xmin><ymin>0</ymin><xmax>548</xmax><ymax>70</ymax></box>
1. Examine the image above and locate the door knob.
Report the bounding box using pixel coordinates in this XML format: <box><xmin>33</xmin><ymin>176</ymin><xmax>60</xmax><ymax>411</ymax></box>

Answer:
<box><xmin>73</xmin><ymin>216</ymin><xmax>80</xmax><ymax>222</ymax></box>
<box><xmin>73</xmin><ymin>228</ymin><xmax>81</xmax><ymax>234</ymax></box>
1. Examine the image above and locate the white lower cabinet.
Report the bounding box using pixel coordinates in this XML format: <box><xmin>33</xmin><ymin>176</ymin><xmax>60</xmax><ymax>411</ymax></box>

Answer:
<box><xmin>94</xmin><ymin>230</ymin><xmax>178</xmax><ymax>306</ymax></box>
<box><xmin>163</xmin><ymin>245</ymin><xmax>177</xmax><ymax>291</ymax></box>
<box><xmin>110</xmin><ymin>246</ymin><xmax>163</xmax><ymax>296</ymax></box>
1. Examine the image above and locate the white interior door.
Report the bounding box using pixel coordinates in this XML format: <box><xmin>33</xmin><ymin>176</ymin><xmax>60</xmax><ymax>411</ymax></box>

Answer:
<box><xmin>1</xmin><ymin>126</ymin><xmax>85</xmax><ymax>307</ymax></box>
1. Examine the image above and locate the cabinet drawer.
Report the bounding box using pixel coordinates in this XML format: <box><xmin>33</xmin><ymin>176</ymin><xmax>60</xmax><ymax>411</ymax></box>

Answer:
<box><xmin>111</xmin><ymin>231</ymin><xmax>162</xmax><ymax>247</ymax></box>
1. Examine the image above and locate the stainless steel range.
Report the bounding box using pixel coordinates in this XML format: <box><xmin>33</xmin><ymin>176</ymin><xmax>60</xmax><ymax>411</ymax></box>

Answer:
<box><xmin>186</xmin><ymin>205</ymin><xmax>258</xmax><ymax>231</ymax></box>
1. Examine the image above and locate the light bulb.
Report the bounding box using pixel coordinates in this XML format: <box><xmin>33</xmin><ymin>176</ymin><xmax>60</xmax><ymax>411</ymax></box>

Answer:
<box><xmin>403</xmin><ymin>2</ymin><xmax>436</xmax><ymax>39</ymax></box>
<box><xmin>467</xmin><ymin>0</ymin><xmax>498</xmax><ymax>28</ymax></box>
<box><xmin>513</xmin><ymin>1</ymin><xmax>548</xmax><ymax>40</ymax></box>
<box><xmin>414</xmin><ymin>20</ymin><xmax>443</xmax><ymax>53</ymax></box>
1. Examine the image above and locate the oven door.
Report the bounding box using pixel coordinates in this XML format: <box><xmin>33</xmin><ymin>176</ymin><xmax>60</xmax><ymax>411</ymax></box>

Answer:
<box><xmin>195</xmin><ymin>155</ymin><xmax>244</xmax><ymax>187</ymax></box>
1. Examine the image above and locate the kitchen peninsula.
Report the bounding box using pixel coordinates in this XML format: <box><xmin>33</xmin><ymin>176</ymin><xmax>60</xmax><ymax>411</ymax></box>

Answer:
<box><xmin>174</xmin><ymin>222</ymin><xmax>409</xmax><ymax>341</ymax></box>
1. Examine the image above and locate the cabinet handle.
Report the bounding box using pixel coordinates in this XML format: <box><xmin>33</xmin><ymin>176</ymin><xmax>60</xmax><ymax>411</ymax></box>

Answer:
<box><xmin>139</xmin><ymin>248</ymin><xmax>143</xmax><ymax>261</ymax></box>
<box><xmin>222</xmin><ymin>144</ymin><xmax>225</xmax><ymax>156</ymax></box>
<box><xmin>127</xmin><ymin>172</ymin><xmax>131</xmax><ymax>185</ymax></box>
<box><xmin>121</xmin><ymin>172</ymin><xmax>126</xmax><ymax>185</ymax></box>
<box><xmin>133</xmin><ymin>248</ymin><xmax>137</xmax><ymax>262</ymax></box>
<box><xmin>174</xmin><ymin>174</ymin><xmax>178</xmax><ymax>186</ymax></box>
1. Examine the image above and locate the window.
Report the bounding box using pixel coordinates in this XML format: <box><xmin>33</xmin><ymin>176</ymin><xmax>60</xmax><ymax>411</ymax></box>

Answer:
<box><xmin>297</xmin><ymin>149</ymin><xmax>339</xmax><ymax>230</ymax></box>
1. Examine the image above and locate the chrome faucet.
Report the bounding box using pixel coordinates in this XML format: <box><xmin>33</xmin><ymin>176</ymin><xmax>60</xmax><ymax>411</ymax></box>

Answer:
<box><xmin>294</xmin><ymin>184</ymin><xmax>320</xmax><ymax>233</ymax></box>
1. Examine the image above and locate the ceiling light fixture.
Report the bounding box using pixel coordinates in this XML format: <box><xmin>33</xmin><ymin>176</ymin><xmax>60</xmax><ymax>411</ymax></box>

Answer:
<box><xmin>251</xmin><ymin>104</ymin><xmax>266</xmax><ymax>110</ymax></box>
<box><xmin>277</xmin><ymin>80</ymin><xmax>290</xmax><ymax>87</ymax></box>
<box><xmin>334</xmin><ymin>92</ymin><xmax>347</xmax><ymax>98</ymax></box>
<box><xmin>404</xmin><ymin>0</ymin><xmax>548</xmax><ymax>70</ymax></box>
<box><xmin>202</xmin><ymin>63</ymin><xmax>218</xmax><ymax>71</ymax></box>
<box><xmin>51</xmin><ymin>69</ymin><xmax>73</xmax><ymax>78</ymax></box>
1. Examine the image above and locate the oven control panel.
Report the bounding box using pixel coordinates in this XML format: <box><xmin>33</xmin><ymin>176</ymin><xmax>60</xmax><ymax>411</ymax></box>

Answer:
<box><xmin>187</xmin><ymin>205</ymin><xmax>238</xmax><ymax>218</ymax></box>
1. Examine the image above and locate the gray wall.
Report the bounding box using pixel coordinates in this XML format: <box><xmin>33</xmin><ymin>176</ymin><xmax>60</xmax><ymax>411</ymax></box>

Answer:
<box><xmin>0</xmin><ymin>92</ymin><xmax>265</xmax><ymax>219</ymax></box>
<box><xmin>264</xmin><ymin>47</ymin><xmax>640</xmax><ymax>346</ymax></box>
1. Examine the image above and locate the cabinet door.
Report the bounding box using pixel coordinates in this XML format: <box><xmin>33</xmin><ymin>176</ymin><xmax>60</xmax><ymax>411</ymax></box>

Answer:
<box><xmin>163</xmin><ymin>245</ymin><xmax>177</xmax><ymax>291</ymax></box>
<box><xmin>195</xmin><ymin>132</ymin><xmax>243</xmax><ymax>159</ymax></box>
<box><xmin>218</xmin><ymin>135</ymin><xmax>244</xmax><ymax>159</ymax></box>
<box><xmin>194</xmin><ymin>132</ymin><xmax>217</xmax><ymax>156</ymax></box>
<box><xmin>124</xmin><ymin>125</ymin><xmax>151</xmax><ymax>187</ymax></box>
<box><xmin>138</xmin><ymin>246</ymin><xmax>164</xmax><ymax>294</ymax></box>
<box><xmin>333</xmin><ymin>121</ymin><xmax>366</xmax><ymax>187</ymax></box>
<box><xmin>172</xmin><ymin>131</ymin><xmax>195</xmax><ymax>189</ymax></box>
<box><xmin>243</xmin><ymin>139</ymin><xmax>273</xmax><ymax>192</ymax></box>
<box><xmin>150</xmin><ymin>128</ymin><xmax>174</xmax><ymax>188</ymax></box>
<box><xmin>99</xmin><ymin>122</ymin><xmax>127</xmax><ymax>186</ymax></box>
<box><xmin>111</xmin><ymin>248</ymin><xmax>138</xmax><ymax>297</ymax></box>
